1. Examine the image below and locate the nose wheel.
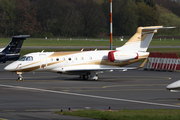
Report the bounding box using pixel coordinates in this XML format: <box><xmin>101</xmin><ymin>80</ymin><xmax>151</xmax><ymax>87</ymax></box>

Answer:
<box><xmin>17</xmin><ymin>72</ymin><xmax>24</xmax><ymax>81</ymax></box>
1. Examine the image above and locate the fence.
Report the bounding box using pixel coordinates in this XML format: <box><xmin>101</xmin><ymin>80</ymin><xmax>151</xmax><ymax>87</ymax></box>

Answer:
<box><xmin>144</xmin><ymin>52</ymin><xmax>180</xmax><ymax>71</ymax></box>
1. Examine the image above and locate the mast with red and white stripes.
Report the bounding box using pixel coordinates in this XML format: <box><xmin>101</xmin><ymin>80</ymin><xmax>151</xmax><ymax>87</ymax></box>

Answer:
<box><xmin>110</xmin><ymin>0</ymin><xmax>113</xmax><ymax>50</ymax></box>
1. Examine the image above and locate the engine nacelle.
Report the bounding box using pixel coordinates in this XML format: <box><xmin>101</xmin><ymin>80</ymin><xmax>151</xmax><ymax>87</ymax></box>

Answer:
<box><xmin>108</xmin><ymin>51</ymin><xmax>138</xmax><ymax>62</ymax></box>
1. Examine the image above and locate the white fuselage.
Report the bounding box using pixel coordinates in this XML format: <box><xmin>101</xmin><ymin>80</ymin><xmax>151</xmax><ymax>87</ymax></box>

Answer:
<box><xmin>4</xmin><ymin>50</ymin><xmax>149</xmax><ymax>75</ymax></box>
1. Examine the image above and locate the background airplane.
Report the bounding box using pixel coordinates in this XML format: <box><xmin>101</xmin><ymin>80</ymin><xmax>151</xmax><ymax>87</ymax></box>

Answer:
<box><xmin>4</xmin><ymin>26</ymin><xmax>174</xmax><ymax>81</ymax></box>
<box><xmin>0</xmin><ymin>35</ymin><xmax>30</xmax><ymax>63</ymax></box>
<box><xmin>166</xmin><ymin>80</ymin><xmax>180</xmax><ymax>92</ymax></box>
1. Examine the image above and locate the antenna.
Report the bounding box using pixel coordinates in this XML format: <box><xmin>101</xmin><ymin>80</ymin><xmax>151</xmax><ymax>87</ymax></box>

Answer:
<box><xmin>110</xmin><ymin>0</ymin><xmax>113</xmax><ymax>50</ymax></box>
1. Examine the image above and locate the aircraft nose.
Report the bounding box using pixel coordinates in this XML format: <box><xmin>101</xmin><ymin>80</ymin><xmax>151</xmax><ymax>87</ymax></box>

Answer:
<box><xmin>4</xmin><ymin>64</ymin><xmax>16</xmax><ymax>71</ymax></box>
<box><xmin>166</xmin><ymin>80</ymin><xmax>180</xmax><ymax>90</ymax></box>
<box><xmin>166</xmin><ymin>84</ymin><xmax>173</xmax><ymax>90</ymax></box>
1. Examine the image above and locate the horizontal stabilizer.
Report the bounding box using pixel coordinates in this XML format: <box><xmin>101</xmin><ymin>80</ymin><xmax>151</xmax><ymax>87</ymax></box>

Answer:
<box><xmin>142</xmin><ymin>26</ymin><xmax>175</xmax><ymax>30</ymax></box>
<box><xmin>13</xmin><ymin>35</ymin><xmax>30</xmax><ymax>39</ymax></box>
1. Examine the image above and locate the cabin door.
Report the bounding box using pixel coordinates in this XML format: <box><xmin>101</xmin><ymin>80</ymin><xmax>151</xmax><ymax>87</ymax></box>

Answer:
<box><xmin>39</xmin><ymin>54</ymin><xmax>47</xmax><ymax>69</ymax></box>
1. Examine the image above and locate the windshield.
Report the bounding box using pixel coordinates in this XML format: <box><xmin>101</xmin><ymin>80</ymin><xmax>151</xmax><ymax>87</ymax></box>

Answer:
<box><xmin>18</xmin><ymin>56</ymin><xmax>33</xmax><ymax>61</ymax></box>
<box><xmin>18</xmin><ymin>56</ymin><xmax>26</xmax><ymax>61</ymax></box>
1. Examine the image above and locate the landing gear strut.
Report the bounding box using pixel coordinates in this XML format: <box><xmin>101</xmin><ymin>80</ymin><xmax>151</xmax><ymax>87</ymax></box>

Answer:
<box><xmin>17</xmin><ymin>72</ymin><xmax>24</xmax><ymax>81</ymax></box>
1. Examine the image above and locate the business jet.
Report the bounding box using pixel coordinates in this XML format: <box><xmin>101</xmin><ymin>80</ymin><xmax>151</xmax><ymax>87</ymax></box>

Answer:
<box><xmin>0</xmin><ymin>35</ymin><xmax>30</xmax><ymax>63</ymax></box>
<box><xmin>166</xmin><ymin>80</ymin><xmax>180</xmax><ymax>92</ymax></box>
<box><xmin>4</xmin><ymin>26</ymin><xmax>173</xmax><ymax>81</ymax></box>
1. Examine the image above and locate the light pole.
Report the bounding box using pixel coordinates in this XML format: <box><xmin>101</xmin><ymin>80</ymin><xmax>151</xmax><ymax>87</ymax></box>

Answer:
<box><xmin>110</xmin><ymin>0</ymin><xmax>113</xmax><ymax>50</ymax></box>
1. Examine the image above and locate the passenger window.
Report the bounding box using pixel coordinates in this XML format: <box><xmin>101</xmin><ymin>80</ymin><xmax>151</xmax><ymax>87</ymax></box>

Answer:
<box><xmin>56</xmin><ymin>58</ymin><xmax>59</xmax><ymax>61</ymax></box>
<box><xmin>18</xmin><ymin>56</ymin><xmax>26</xmax><ymax>61</ymax></box>
<box><xmin>26</xmin><ymin>56</ymin><xmax>33</xmax><ymax>61</ymax></box>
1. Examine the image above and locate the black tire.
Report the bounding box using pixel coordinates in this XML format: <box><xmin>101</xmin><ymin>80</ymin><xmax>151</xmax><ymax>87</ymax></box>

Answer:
<box><xmin>83</xmin><ymin>75</ymin><xmax>89</xmax><ymax>80</ymax></box>
<box><xmin>18</xmin><ymin>77</ymin><xmax>24</xmax><ymax>81</ymax></box>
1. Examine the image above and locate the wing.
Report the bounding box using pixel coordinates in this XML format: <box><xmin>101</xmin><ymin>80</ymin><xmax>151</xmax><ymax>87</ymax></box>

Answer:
<box><xmin>52</xmin><ymin>65</ymin><xmax>138</xmax><ymax>75</ymax></box>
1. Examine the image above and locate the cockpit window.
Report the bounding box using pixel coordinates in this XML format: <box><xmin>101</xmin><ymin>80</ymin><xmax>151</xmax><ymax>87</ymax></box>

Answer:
<box><xmin>18</xmin><ymin>56</ymin><xmax>33</xmax><ymax>61</ymax></box>
<box><xmin>18</xmin><ymin>56</ymin><xmax>26</xmax><ymax>61</ymax></box>
<box><xmin>26</xmin><ymin>56</ymin><xmax>33</xmax><ymax>61</ymax></box>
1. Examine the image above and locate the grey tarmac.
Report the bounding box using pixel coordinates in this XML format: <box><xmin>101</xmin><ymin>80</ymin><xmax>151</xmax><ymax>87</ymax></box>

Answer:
<box><xmin>0</xmin><ymin>62</ymin><xmax>180</xmax><ymax>120</ymax></box>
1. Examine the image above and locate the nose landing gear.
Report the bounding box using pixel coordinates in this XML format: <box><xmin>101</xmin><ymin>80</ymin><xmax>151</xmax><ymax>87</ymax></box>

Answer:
<box><xmin>16</xmin><ymin>72</ymin><xmax>24</xmax><ymax>81</ymax></box>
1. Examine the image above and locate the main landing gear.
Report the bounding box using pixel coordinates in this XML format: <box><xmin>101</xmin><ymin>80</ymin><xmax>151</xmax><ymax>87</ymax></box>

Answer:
<box><xmin>16</xmin><ymin>72</ymin><xmax>24</xmax><ymax>81</ymax></box>
<box><xmin>80</xmin><ymin>73</ymin><xmax>99</xmax><ymax>81</ymax></box>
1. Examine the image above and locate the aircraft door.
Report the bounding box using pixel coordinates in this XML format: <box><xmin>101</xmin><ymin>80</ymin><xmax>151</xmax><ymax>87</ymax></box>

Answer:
<box><xmin>40</xmin><ymin>54</ymin><xmax>47</xmax><ymax>69</ymax></box>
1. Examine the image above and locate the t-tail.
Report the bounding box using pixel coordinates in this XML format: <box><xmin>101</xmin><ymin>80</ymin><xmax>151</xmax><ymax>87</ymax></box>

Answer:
<box><xmin>116</xmin><ymin>26</ymin><xmax>175</xmax><ymax>52</ymax></box>
<box><xmin>0</xmin><ymin>35</ymin><xmax>30</xmax><ymax>63</ymax></box>
<box><xmin>2</xmin><ymin>35</ymin><xmax>30</xmax><ymax>53</ymax></box>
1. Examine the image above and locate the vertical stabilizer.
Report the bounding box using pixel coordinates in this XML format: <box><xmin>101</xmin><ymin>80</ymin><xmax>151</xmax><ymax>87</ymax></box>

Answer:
<box><xmin>2</xmin><ymin>35</ymin><xmax>30</xmax><ymax>54</ymax></box>
<box><xmin>116</xmin><ymin>26</ymin><xmax>174</xmax><ymax>52</ymax></box>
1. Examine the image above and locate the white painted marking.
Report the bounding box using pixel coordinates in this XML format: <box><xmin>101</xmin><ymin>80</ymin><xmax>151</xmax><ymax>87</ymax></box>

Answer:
<box><xmin>110</xmin><ymin>3</ymin><xmax>112</xmax><ymax>13</ymax></box>
<box><xmin>0</xmin><ymin>84</ymin><xmax>180</xmax><ymax>108</ymax></box>
<box><xmin>110</xmin><ymin>23</ymin><xmax>113</xmax><ymax>33</ymax></box>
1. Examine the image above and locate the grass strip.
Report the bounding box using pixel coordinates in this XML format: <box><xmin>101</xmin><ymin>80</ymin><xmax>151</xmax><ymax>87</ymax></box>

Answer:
<box><xmin>0</xmin><ymin>38</ymin><xmax>180</xmax><ymax>46</ymax></box>
<box><xmin>56</xmin><ymin>109</ymin><xmax>180</xmax><ymax>120</ymax></box>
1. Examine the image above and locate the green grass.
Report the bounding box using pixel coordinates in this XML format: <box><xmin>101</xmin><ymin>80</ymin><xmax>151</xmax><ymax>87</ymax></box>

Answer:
<box><xmin>0</xmin><ymin>38</ymin><xmax>180</xmax><ymax>47</ymax></box>
<box><xmin>22</xmin><ymin>39</ymin><xmax>180</xmax><ymax>46</ymax></box>
<box><xmin>1</xmin><ymin>37</ymin><xmax>180</xmax><ymax>57</ymax></box>
<box><xmin>56</xmin><ymin>109</ymin><xmax>180</xmax><ymax>120</ymax></box>
<box><xmin>149</xmin><ymin>39</ymin><xmax>180</xmax><ymax>46</ymax></box>
<box><xmin>0</xmin><ymin>38</ymin><xmax>126</xmax><ymax>46</ymax></box>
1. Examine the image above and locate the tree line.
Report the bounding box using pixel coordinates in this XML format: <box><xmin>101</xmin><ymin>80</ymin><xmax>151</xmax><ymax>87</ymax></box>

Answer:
<box><xmin>0</xmin><ymin>0</ymin><xmax>179</xmax><ymax>38</ymax></box>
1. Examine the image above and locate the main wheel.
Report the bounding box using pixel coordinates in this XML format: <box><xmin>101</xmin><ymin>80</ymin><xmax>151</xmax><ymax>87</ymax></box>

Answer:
<box><xmin>83</xmin><ymin>75</ymin><xmax>89</xmax><ymax>80</ymax></box>
<box><xmin>93</xmin><ymin>75</ymin><xmax>99</xmax><ymax>81</ymax></box>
